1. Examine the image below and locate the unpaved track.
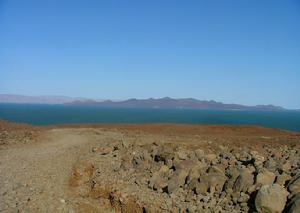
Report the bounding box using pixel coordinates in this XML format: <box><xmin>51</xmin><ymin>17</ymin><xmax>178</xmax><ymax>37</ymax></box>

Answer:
<box><xmin>0</xmin><ymin>128</ymin><xmax>105</xmax><ymax>213</ymax></box>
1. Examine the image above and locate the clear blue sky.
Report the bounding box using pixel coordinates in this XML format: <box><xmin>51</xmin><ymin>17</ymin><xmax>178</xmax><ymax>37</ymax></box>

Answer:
<box><xmin>0</xmin><ymin>0</ymin><xmax>300</xmax><ymax>108</ymax></box>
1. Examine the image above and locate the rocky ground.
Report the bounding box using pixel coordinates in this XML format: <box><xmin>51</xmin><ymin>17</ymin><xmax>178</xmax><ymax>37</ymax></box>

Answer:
<box><xmin>0</xmin><ymin>120</ymin><xmax>38</xmax><ymax>148</ymax></box>
<box><xmin>1</xmin><ymin>121</ymin><xmax>300</xmax><ymax>212</ymax></box>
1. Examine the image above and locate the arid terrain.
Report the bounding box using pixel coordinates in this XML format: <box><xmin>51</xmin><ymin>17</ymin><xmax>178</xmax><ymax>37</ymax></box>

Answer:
<box><xmin>1</xmin><ymin>120</ymin><xmax>300</xmax><ymax>212</ymax></box>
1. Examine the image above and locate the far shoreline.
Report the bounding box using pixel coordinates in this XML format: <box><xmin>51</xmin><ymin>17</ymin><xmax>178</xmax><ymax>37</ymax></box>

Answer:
<box><xmin>2</xmin><ymin>119</ymin><xmax>300</xmax><ymax>135</ymax></box>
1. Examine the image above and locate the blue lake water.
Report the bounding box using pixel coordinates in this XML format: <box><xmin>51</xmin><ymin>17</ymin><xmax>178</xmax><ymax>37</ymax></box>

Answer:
<box><xmin>0</xmin><ymin>103</ymin><xmax>300</xmax><ymax>132</ymax></box>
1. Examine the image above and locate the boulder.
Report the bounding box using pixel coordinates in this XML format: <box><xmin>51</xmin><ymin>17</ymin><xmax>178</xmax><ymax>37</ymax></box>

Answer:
<box><xmin>288</xmin><ymin>173</ymin><xmax>300</xmax><ymax>195</ymax></box>
<box><xmin>154</xmin><ymin>146</ymin><xmax>175</xmax><ymax>164</ymax></box>
<box><xmin>271</xmin><ymin>149</ymin><xmax>282</xmax><ymax>159</ymax></box>
<box><xmin>207</xmin><ymin>166</ymin><xmax>224</xmax><ymax>175</ymax></box>
<box><xmin>194</xmin><ymin>149</ymin><xmax>205</xmax><ymax>160</ymax></box>
<box><xmin>256</xmin><ymin>169</ymin><xmax>276</xmax><ymax>186</ymax></box>
<box><xmin>205</xmin><ymin>153</ymin><xmax>217</xmax><ymax>162</ymax></box>
<box><xmin>237</xmin><ymin>192</ymin><xmax>250</xmax><ymax>203</ymax></box>
<box><xmin>167</xmin><ymin>168</ymin><xmax>189</xmax><ymax>194</ymax></box>
<box><xmin>253</xmin><ymin>154</ymin><xmax>265</xmax><ymax>168</ymax></box>
<box><xmin>281</xmin><ymin>161</ymin><xmax>292</xmax><ymax>173</ymax></box>
<box><xmin>167</xmin><ymin>160</ymin><xmax>198</xmax><ymax>193</ymax></box>
<box><xmin>149</xmin><ymin>165</ymin><xmax>169</xmax><ymax>191</ymax></box>
<box><xmin>255</xmin><ymin>184</ymin><xmax>289</xmax><ymax>213</ymax></box>
<box><xmin>186</xmin><ymin>162</ymin><xmax>206</xmax><ymax>185</ymax></box>
<box><xmin>132</xmin><ymin>149</ymin><xmax>152</xmax><ymax>171</ymax></box>
<box><xmin>224</xmin><ymin>166</ymin><xmax>240</xmax><ymax>193</ymax></box>
<box><xmin>176</xmin><ymin>149</ymin><xmax>188</xmax><ymax>160</ymax></box>
<box><xmin>233</xmin><ymin>168</ymin><xmax>254</xmax><ymax>193</ymax></box>
<box><xmin>275</xmin><ymin>174</ymin><xmax>291</xmax><ymax>186</ymax></box>
<box><xmin>236</xmin><ymin>151</ymin><xmax>252</xmax><ymax>162</ymax></box>
<box><xmin>286</xmin><ymin>193</ymin><xmax>300</xmax><ymax>213</ymax></box>
<box><xmin>264</xmin><ymin>159</ymin><xmax>278</xmax><ymax>172</ymax></box>
<box><xmin>195</xmin><ymin>173</ymin><xmax>227</xmax><ymax>195</ymax></box>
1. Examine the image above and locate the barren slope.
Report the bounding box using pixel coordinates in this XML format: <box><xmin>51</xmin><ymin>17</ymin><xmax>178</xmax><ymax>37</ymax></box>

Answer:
<box><xmin>0</xmin><ymin>122</ymin><xmax>300</xmax><ymax>212</ymax></box>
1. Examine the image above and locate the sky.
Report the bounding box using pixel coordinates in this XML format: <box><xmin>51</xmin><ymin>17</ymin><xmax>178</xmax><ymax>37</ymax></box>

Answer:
<box><xmin>0</xmin><ymin>0</ymin><xmax>300</xmax><ymax>109</ymax></box>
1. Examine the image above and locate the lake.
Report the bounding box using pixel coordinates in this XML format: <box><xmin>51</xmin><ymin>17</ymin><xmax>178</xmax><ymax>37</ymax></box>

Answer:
<box><xmin>0</xmin><ymin>103</ymin><xmax>300</xmax><ymax>132</ymax></box>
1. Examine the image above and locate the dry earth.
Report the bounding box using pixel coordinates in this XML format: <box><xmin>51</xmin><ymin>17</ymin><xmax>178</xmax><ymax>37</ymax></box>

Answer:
<box><xmin>1</xmin><ymin>121</ymin><xmax>300</xmax><ymax>212</ymax></box>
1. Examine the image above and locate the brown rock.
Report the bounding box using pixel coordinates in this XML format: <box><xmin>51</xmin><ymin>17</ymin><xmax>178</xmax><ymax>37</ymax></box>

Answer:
<box><xmin>194</xmin><ymin>149</ymin><xmax>205</xmax><ymax>160</ymax></box>
<box><xmin>264</xmin><ymin>159</ymin><xmax>278</xmax><ymax>172</ymax></box>
<box><xmin>286</xmin><ymin>193</ymin><xmax>300</xmax><ymax>213</ymax></box>
<box><xmin>176</xmin><ymin>149</ymin><xmax>188</xmax><ymax>160</ymax></box>
<box><xmin>149</xmin><ymin>165</ymin><xmax>169</xmax><ymax>191</ymax></box>
<box><xmin>168</xmin><ymin>168</ymin><xmax>189</xmax><ymax>193</ymax></box>
<box><xmin>255</xmin><ymin>184</ymin><xmax>289</xmax><ymax>213</ymax></box>
<box><xmin>205</xmin><ymin>153</ymin><xmax>217</xmax><ymax>162</ymax></box>
<box><xmin>288</xmin><ymin>173</ymin><xmax>300</xmax><ymax>195</ymax></box>
<box><xmin>281</xmin><ymin>161</ymin><xmax>292</xmax><ymax>173</ymax></box>
<box><xmin>196</xmin><ymin>173</ymin><xmax>227</xmax><ymax>194</ymax></box>
<box><xmin>233</xmin><ymin>168</ymin><xmax>254</xmax><ymax>193</ymax></box>
<box><xmin>256</xmin><ymin>169</ymin><xmax>276</xmax><ymax>186</ymax></box>
<box><xmin>275</xmin><ymin>174</ymin><xmax>291</xmax><ymax>186</ymax></box>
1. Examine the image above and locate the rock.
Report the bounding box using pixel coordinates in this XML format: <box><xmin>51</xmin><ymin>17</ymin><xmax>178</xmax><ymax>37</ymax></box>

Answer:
<box><xmin>281</xmin><ymin>161</ymin><xmax>292</xmax><ymax>173</ymax></box>
<box><xmin>224</xmin><ymin>166</ymin><xmax>240</xmax><ymax>193</ymax></box>
<box><xmin>286</xmin><ymin>193</ymin><xmax>300</xmax><ymax>213</ymax></box>
<box><xmin>288</xmin><ymin>173</ymin><xmax>300</xmax><ymax>195</ymax></box>
<box><xmin>194</xmin><ymin>149</ymin><xmax>205</xmax><ymax>160</ymax></box>
<box><xmin>205</xmin><ymin>154</ymin><xmax>217</xmax><ymax>162</ymax></box>
<box><xmin>120</xmin><ymin>153</ymin><xmax>133</xmax><ymax>171</ymax></box>
<box><xmin>168</xmin><ymin>168</ymin><xmax>189</xmax><ymax>193</ymax></box>
<box><xmin>253</xmin><ymin>154</ymin><xmax>265</xmax><ymax>168</ymax></box>
<box><xmin>256</xmin><ymin>169</ymin><xmax>276</xmax><ymax>186</ymax></box>
<box><xmin>236</xmin><ymin>151</ymin><xmax>251</xmax><ymax>162</ymax></box>
<box><xmin>132</xmin><ymin>149</ymin><xmax>152</xmax><ymax>171</ymax></box>
<box><xmin>176</xmin><ymin>149</ymin><xmax>188</xmax><ymax>160</ymax></box>
<box><xmin>255</xmin><ymin>184</ymin><xmax>289</xmax><ymax>213</ymax></box>
<box><xmin>233</xmin><ymin>168</ymin><xmax>254</xmax><ymax>193</ymax></box>
<box><xmin>271</xmin><ymin>149</ymin><xmax>282</xmax><ymax>159</ymax></box>
<box><xmin>93</xmin><ymin>146</ymin><xmax>113</xmax><ymax>155</ymax></box>
<box><xmin>195</xmin><ymin>173</ymin><xmax>227</xmax><ymax>195</ymax></box>
<box><xmin>237</xmin><ymin>192</ymin><xmax>250</xmax><ymax>203</ymax></box>
<box><xmin>168</xmin><ymin>160</ymin><xmax>203</xmax><ymax>193</ymax></box>
<box><xmin>275</xmin><ymin>174</ymin><xmax>291</xmax><ymax>186</ymax></box>
<box><xmin>186</xmin><ymin>162</ymin><xmax>205</xmax><ymax>185</ymax></box>
<box><xmin>187</xmin><ymin>178</ymin><xmax>199</xmax><ymax>191</ymax></box>
<box><xmin>207</xmin><ymin>166</ymin><xmax>224</xmax><ymax>175</ymax></box>
<box><xmin>264</xmin><ymin>159</ymin><xmax>278</xmax><ymax>172</ymax></box>
<box><xmin>149</xmin><ymin>165</ymin><xmax>169</xmax><ymax>191</ymax></box>
<box><xmin>154</xmin><ymin>146</ymin><xmax>175</xmax><ymax>163</ymax></box>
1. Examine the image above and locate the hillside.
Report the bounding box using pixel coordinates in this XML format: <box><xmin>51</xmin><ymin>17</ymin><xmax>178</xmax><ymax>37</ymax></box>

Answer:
<box><xmin>67</xmin><ymin>97</ymin><xmax>286</xmax><ymax>111</ymax></box>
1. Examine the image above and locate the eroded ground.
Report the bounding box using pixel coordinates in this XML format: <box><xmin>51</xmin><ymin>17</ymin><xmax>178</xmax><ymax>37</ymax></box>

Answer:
<box><xmin>1</xmin><ymin>121</ymin><xmax>300</xmax><ymax>212</ymax></box>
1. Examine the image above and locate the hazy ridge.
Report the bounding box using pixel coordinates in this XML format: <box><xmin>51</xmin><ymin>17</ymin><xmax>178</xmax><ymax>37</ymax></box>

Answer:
<box><xmin>0</xmin><ymin>94</ymin><xmax>294</xmax><ymax>111</ymax></box>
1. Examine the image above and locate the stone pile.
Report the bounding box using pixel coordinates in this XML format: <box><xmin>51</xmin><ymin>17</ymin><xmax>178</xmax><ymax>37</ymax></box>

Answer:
<box><xmin>71</xmin><ymin>139</ymin><xmax>300</xmax><ymax>213</ymax></box>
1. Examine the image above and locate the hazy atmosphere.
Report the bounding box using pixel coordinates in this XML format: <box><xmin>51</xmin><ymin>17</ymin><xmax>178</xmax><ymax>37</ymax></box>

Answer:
<box><xmin>1</xmin><ymin>0</ymin><xmax>300</xmax><ymax>108</ymax></box>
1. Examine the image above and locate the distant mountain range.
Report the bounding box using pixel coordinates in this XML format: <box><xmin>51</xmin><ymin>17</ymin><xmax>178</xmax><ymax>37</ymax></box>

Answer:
<box><xmin>0</xmin><ymin>94</ymin><xmax>96</xmax><ymax>104</ymax></box>
<box><xmin>67</xmin><ymin>97</ymin><xmax>287</xmax><ymax>111</ymax></box>
<box><xmin>0</xmin><ymin>94</ymin><xmax>294</xmax><ymax>111</ymax></box>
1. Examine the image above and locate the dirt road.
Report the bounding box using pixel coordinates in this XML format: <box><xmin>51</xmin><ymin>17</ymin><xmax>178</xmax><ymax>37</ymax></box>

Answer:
<box><xmin>0</xmin><ymin>128</ymin><xmax>108</xmax><ymax>212</ymax></box>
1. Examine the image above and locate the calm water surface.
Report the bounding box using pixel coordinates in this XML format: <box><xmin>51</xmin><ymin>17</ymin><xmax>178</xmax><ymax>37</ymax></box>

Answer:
<box><xmin>0</xmin><ymin>103</ymin><xmax>300</xmax><ymax>132</ymax></box>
